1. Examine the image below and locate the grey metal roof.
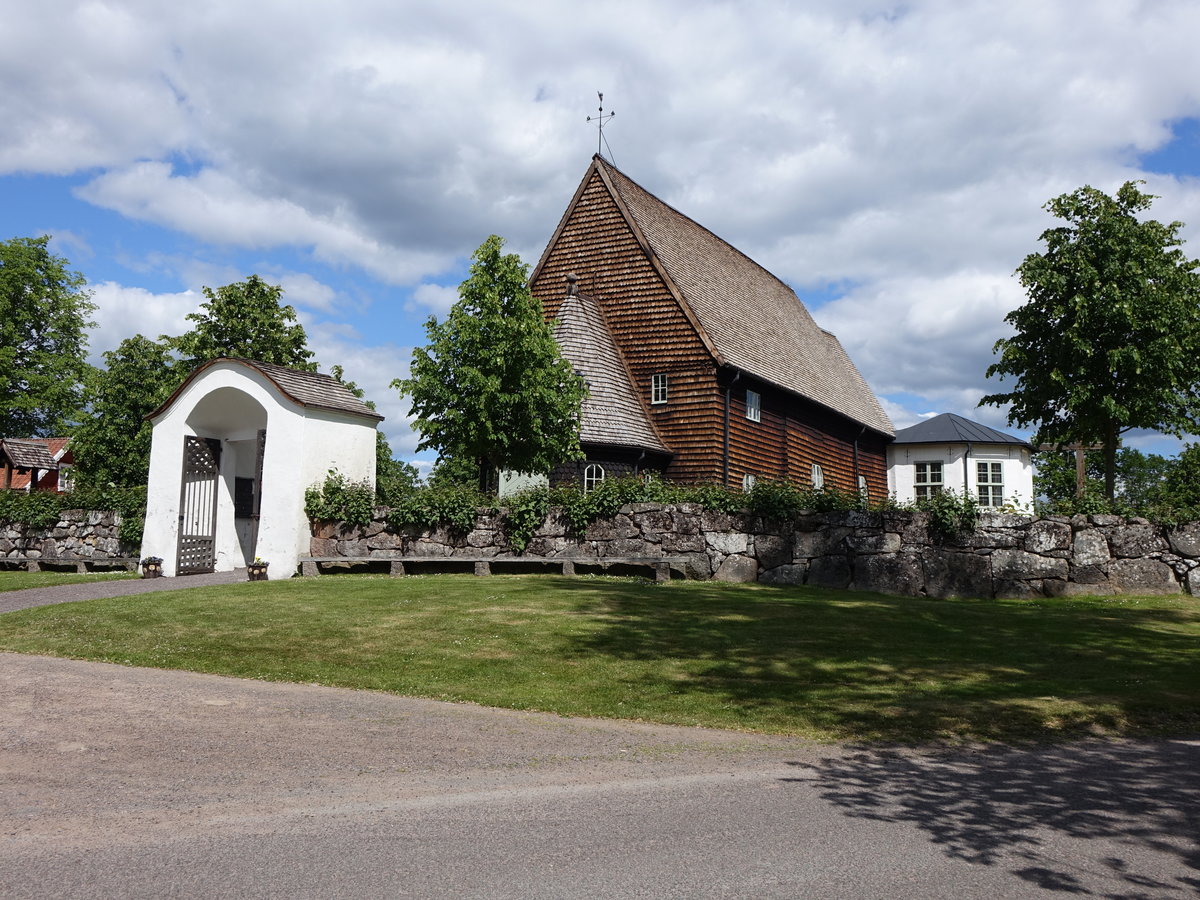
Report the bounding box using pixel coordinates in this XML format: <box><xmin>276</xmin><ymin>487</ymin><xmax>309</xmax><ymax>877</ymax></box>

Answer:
<box><xmin>150</xmin><ymin>358</ymin><xmax>384</xmax><ymax>422</ymax></box>
<box><xmin>892</xmin><ymin>413</ymin><xmax>1030</xmax><ymax>446</ymax></box>
<box><xmin>0</xmin><ymin>439</ymin><xmax>58</xmax><ymax>470</ymax></box>
<box><xmin>553</xmin><ymin>291</ymin><xmax>671</xmax><ymax>455</ymax></box>
<box><xmin>595</xmin><ymin>157</ymin><xmax>894</xmax><ymax>437</ymax></box>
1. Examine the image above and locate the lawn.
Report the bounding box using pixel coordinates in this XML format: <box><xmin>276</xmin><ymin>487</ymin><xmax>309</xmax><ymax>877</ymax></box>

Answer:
<box><xmin>0</xmin><ymin>574</ymin><xmax>1196</xmax><ymax>742</ymax></box>
<box><xmin>0</xmin><ymin>570</ymin><xmax>137</xmax><ymax>592</ymax></box>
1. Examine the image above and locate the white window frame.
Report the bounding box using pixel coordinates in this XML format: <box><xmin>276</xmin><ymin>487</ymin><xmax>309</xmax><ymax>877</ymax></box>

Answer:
<box><xmin>746</xmin><ymin>389</ymin><xmax>761</xmax><ymax>422</ymax></box>
<box><xmin>742</xmin><ymin>472</ymin><xmax>756</xmax><ymax>493</ymax></box>
<box><xmin>977</xmin><ymin>461</ymin><xmax>1004</xmax><ymax>508</ymax></box>
<box><xmin>857</xmin><ymin>475</ymin><xmax>868</xmax><ymax>500</ymax></box>
<box><xmin>914</xmin><ymin>461</ymin><xmax>943</xmax><ymax>501</ymax></box>
<box><xmin>583</xmin><ymin>463</ymin><xmax>605</xmax><ymax>494</ymax></box>
<box><xmin>650</xmin><ymin>373</ymin><xmax>668</xmax><ymax>405</ymax></box>
<box><xmin>811</xmin><ymin>463</ymin><xmax>825</xmax><ymax>490</ymax></box>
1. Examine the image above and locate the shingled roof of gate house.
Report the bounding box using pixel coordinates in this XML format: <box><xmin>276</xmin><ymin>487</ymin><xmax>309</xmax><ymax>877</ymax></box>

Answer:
<box><xmin>552</xmin><ymin>290</ymin><xmax>671</xmax><ymax>455</ymax></box>
<box><xmin>149</xmin><ymin>358</ymin><xmax>384</xmax><ymax>422</ymax></box>
<box><xmin>586</xmin><ymin>156</ymin><xmax>893</xmax><ymax>437</ymax></box>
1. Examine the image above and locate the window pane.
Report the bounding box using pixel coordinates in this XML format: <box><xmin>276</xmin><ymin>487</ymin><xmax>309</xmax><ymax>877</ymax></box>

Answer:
<box><xmin>651</xmin><ymin>373</ymin><xmax>668</xmax><ymax>405</ymax></box>
<box><xmin>584</xmin><ymin>463</ymin><xmax>605</xmax><ymax>494</ymax></box>
<box><xmin>746</xmin><ymin>390</ymin><xmax>761</xmax><ymax>422</ymax></box>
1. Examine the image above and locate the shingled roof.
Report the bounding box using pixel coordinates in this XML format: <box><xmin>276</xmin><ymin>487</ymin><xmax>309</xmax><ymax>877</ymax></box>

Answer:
<box><xmin>892</xmin><ymin>413</ymin><xmax>1029</xmax><ymax>446</ymax></box>
<box><xmin>571</xmin><ymin>156</ymin><xmax>893</xmax><ymax>437</ymax></box>
<box><xmin>552</xmin><ymin>289</ymin><xmax>671</xmax><ymax>456</ymax></box>
<box><xmin>0</xmin><ymin>438</ymin><xmax>58</xmax><ymax>471</ymax></box>
<box><xmin>150</xmin><ymin>358</ymin><xmax>384</xmax><ymax>422</ymax></box>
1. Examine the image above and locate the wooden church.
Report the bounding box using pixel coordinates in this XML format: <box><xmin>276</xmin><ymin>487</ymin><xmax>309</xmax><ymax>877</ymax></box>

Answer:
<box><xmin>529</xmin><ymin>155</ymin><xmax>894</xmax><ymax>496</ymax></box>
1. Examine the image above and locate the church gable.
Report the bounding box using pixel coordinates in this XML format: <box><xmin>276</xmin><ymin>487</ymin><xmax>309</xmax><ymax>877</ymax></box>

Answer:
<box><xmin>531</xmin><ymin>166</ymin><xmax>725</xmax><ymax>483</ymax></box>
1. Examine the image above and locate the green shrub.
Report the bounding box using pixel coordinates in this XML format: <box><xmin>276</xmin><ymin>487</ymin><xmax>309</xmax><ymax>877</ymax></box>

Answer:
<box><xmin>916</xmin><ymin>489</ymin><xmax>979</xmax><ymax>537</ymax></box>
<box><xmin>304</xmin><ymin>470</ymin><xmax>376</xmax><ymax>526</ymax></box>
<box><xmin>0</xmin><ymin>485</ymin><xmax>147</xmax><ymax>546</ymax></box>
<box><xmin>502</xmin><ymin>486</ymin><xmax>550</xmax><ymax>552</ymax></box>
<box><xmin>387</xmin><ymin>483</ymin><xmax>489</xmax><ymax>534</ymax></box>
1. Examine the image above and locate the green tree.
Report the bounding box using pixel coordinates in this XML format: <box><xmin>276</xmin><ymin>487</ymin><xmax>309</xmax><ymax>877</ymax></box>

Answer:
<box><xmin>982</xmin><ymin>181</ymin><xmax>1200</xmax><ymax>498</ymax></box>
<box><xmin>171</xmin><ymin>274</ymin><xmax>316</xmax><ymax>371</ymax></box>
<box><xmin>426</xmin><ymin>453</ymin><xmax>481</xmax><ymax>490</ymax></box>
<box><xmin>394</xmin><ymin>235</ymin><xmax>586</xmax><ymax>489</ymax></box>
<box><xmin>0</xmin><ymin>236</ymin><xmax>95</xmax><ymax>436</ymax></box>
<box><xmin>1034</xmin><ymin>446</ymin><xmax>1172</xmax><ymax>511</ymax></box>
<box><xmin>70</xmin><ymin>336</ymin><xmax>178</xmax><ymax>486</ymax></box>
<box><xmin>1162</xmin><ymin>443</ymin><xmax>1200</xmax><ymax>510</ymax></box>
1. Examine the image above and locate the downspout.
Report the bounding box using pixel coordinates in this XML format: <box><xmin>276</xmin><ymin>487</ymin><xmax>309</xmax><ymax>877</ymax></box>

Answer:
<box><xmin>962</xmin><ymin>442</ymin><xmax>973</xmax><ymax>497</ymax></box>
<box><xmin>723</xmin><ymin>369</ymin><xmax>741</xmax><ymax>487</ymax></box>
<box><xmin>634</xmin><ymin>449</ymin><xmax>645</xmax><ymax>477</ymax></box>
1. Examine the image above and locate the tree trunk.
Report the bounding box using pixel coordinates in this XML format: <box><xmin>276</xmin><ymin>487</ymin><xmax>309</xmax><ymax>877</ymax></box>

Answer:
<box><xmin>1104</xmin><ymin>420</ymin><xmax>1118</xmax><ymax>501</ymax></box>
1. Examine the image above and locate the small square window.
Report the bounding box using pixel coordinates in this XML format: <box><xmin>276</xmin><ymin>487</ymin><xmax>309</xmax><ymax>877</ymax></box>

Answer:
<box><xmin>746</xmin><ymin>389</ymin><xmax>761</xmax><ymax>422</ymax></box>
<box><xmin>651</xmin><ymin>373</ymin><xmax>668</xmax><ymax>405</ymax></box>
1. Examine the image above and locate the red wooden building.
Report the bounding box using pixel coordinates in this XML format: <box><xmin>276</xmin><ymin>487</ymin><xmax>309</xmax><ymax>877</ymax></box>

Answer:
<box><xmin>530</xmin><ymin>155</ymin><xmax>894</xmax><ymax>495</ymax></box>
<box><xmin>0</xmin><ymin>438</ymin><xmax>73</xmax><ymax>492</ymax></box>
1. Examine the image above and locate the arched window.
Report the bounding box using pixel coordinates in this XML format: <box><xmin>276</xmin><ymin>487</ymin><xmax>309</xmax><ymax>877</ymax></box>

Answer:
<box><xmin>811</xmin><ymin>463</ymin><xmax>825</xmax><ymax>490</ymax></box>
<box><xmin>584</xmin><ymin>463</ymin><xmax>605</xmax><ymax>494</ymax></box>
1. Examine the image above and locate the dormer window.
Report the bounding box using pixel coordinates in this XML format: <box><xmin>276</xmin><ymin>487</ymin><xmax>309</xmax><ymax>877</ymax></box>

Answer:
<box><xmin>651</xmin><ymin>373</ymin><xmax>668</xmax><ymax>405</ymax></box>
<box><xmin>746</xmin><ymin>389</ymin><xmax>761</xmax><ymax>422</ymax></box>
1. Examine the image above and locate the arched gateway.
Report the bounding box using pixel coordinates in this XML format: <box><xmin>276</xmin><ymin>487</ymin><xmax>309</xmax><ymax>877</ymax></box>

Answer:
<box><xmin>143</xmin><ymin>358</ymin><xmax>382</xmax><ymax>579</ymax></box>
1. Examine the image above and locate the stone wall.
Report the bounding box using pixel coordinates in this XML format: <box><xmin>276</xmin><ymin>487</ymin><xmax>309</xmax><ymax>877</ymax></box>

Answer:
<box><xmin>312</xmin><ymin>505</ymin><xmax>1200</xmax><ymax>598</ymax></box>
<box><xmin>0</xmin><ymin>510</ymin><xmax>137</xmax><ymax>563</ymax></box>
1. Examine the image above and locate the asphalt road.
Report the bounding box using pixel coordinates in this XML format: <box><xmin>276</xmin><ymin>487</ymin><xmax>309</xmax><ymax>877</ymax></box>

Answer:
<box><xmin>2</xmin><ymin>651</ymin><xmax>1198</xmax><ymax>898</ymax></box>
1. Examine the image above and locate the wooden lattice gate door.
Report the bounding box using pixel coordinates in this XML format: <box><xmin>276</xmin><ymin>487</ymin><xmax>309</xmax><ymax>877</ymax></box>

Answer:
<box><xmin>177</xmin><ymin>436</ymin><xmax>222</xmax><ymax>575</ymax></box>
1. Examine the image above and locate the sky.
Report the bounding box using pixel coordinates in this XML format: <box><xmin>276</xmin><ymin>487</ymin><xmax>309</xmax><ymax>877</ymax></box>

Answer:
<box><xmin>4</xmin><ymin>0</ymin><xmax>1200</xmax><ymax>468</ymax></box>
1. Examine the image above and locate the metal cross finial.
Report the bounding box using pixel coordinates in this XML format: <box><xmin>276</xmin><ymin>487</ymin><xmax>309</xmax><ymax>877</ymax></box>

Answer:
<box><xmin>586</xmin><ymin>91</ymin><xmax>615</xmax><ymax>157</ymax></box>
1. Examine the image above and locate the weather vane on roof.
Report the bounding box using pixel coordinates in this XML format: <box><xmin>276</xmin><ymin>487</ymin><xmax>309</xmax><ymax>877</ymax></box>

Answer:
<box><xmin>586</xmin><ymin>91</ymin><xmax>615</xmax><ymax>160</ymax></box>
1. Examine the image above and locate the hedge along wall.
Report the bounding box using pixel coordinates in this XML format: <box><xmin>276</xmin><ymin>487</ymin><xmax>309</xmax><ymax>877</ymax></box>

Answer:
<box><xmin>312</xmin><ymin>505</ymin><xmax>1200</xmax><ymax>599</ymax></box>
<box><xmin>0</xmin><ymin>509</ymin><xmax>140</xmax><ymax>564</ymax></box>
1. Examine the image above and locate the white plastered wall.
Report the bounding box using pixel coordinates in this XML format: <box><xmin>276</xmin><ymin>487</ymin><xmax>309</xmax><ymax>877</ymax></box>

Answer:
<box><xmin>144</xmin><ymin>361</ymin><xmax>377</xmax><ymax>579</ymax></box>
<box><xmin>887</xmin><ymin>442</ymin><xmax>1034</xmax><ymax>511</ymax></box>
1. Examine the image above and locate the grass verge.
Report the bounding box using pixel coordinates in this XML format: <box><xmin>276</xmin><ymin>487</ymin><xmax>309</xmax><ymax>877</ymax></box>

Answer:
<box><xmin>0</xmin><ymin>574</ymin><xmax>1196</xmax><ymax>742</ymax></box>
<box><xmin>0</xmin><ymin>570</ymin><xmax>137</xmax><ymax>592</ymax></box>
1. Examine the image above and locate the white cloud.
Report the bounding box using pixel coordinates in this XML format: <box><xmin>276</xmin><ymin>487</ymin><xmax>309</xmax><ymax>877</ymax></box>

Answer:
<box><xmin>87</xmin><ymin>282</ymin><xmax>200</xmax><ymax>361</ymax></box>
<box><xmin>409</xmin><ymin>284</ymin><xmax>459</xmax><ymax>318</ymax></box>
<box><xmin>10</xmin><ymin>0</ymin><xmax>1200</xmax><ymax>446</ymax></box>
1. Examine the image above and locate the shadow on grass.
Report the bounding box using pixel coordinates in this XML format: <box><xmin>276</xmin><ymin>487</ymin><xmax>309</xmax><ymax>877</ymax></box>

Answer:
<box><xmin>555</xmin><ymin>579</ymin><xmax>1200</xmax><ymax>741</ymax></box>
<box><xmin>799</xmin><ymin>739</ymin><xmax>1200</xmax><ymax>896</ymax></box>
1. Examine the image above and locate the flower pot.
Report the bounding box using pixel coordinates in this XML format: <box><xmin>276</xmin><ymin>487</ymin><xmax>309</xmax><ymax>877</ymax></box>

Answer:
<box><xmin>247</xmin><ymin>562</ymin><xmax>269</xmax><ymax>582</ymax></box>
<box><xmin>141</xmin><ymin>559</ymin><xmax>162</xmax><ymax>579</ymax></box>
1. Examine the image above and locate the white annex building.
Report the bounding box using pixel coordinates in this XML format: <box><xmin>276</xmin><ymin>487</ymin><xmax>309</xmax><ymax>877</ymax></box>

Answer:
<box><xmin>143</xmin><ymin>358</ymin><xmax>381</xmax><ymax>579</ymax></box>
<box><xmin>887</xmin><ymin>413</ymin><xmax>1034</xmax><ymax>511</ymax></box>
